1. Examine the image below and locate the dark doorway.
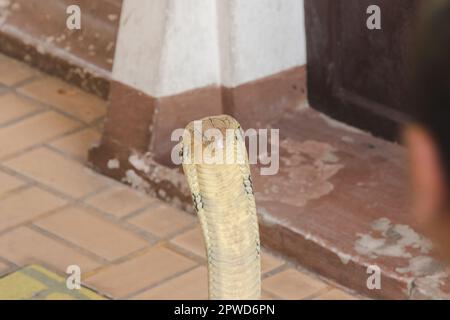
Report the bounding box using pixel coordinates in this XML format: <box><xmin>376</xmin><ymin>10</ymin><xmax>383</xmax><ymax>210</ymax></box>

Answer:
<box><xmin>305</xmin><ymin>0</ymin><xmax>422</xmax><ymax>141</ymax></box>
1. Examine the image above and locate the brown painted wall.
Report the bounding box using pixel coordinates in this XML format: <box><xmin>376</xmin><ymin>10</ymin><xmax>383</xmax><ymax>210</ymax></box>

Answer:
<box><xmin>305</xmin><ymin>0</ymin><xmax>422</xmax><ymax>141</ymax></box>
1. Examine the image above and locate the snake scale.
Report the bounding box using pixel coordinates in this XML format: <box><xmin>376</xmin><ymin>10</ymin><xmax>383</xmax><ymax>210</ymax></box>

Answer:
<box><xmin>181</xmin><ymin>115</ymin><xmax>261</xmax><ymax>300</ymax></box>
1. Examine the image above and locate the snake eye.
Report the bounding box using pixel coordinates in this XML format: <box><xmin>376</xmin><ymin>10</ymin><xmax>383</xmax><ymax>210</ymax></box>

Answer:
<box><xmin>235</xmin><ymin>128</ymin><xmax>244</xmax><ymax>141</ymax></box>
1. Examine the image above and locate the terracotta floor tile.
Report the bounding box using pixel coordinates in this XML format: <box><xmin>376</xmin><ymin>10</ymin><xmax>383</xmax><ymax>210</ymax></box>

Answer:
<box><xmin>263</xmin><ymin>269</ymin><xmax>329</xmax><ymax>300</ymax></box>
<box><xmin>0</xmin><ymin>262</ymin><xmax>11</xmax><ymax>274</ymax></box>
<box><xmin>170</xmin><ymin>226</ymin><xmax>206</xmax><ymax>258</ymax></box>
<box><xmin>50</xmin><ymin>128</ymin><xmax>101</xmax><ymax>160</ymax></box>
<box><xmin>0</xmin><ymin>171</ymin><xmax>25</xmax><ymax>195</ymax></box>
<box><xmin>0</xmin><ymin>227</ymin><xmax>100</xmax><ymax>273</ymax></box>
<box><xmin>0</xmin><ymin>187</ymin><xmax>66</xmax><ymax>232</ymax></box>
<box><xmin>34</xmin><ymin>207</ymin><xmax>148</xmax><ymax>261</ymax></box>
<box><xmin>261</xmin><ymin>251</ymin><xmax>285</xmax><ymax>274</ymax></box>
<box><xmin>0</xmin><ymin>93</ymin><xmax>41</xmax><ymax>125</ymax></box>
<box><xmin>18</xmin><ymin>77</ymin><xmax>107</xmax><ymax>123</ymax></box>
<box><xmin>0</xmin><ymin>111</ymin><xmax>81</xmax><ymax>158</ymax></box>
<box><xmin>0</xmin><ymin>55</ymin><xmax>37</xmax><ymax>86</ymax></box>
<box><xmin>85</xmin><ymin>246</ymin><xmax>196</xmax><ymax>298</ymax></box>
<box><xmin>4</xmin><ymin>148</ymin><xmax>107</xmax><ymax>198</ymax></box>
<box><xmin>133</xmin><ymin>266</ymin><xmax>208</xmax><ymax>300</ymax></box>
<box><xmin>86</xmin><ymin>186</ymin><xmax>155</xmax><ymax>218</ymax></box>
<box><xmin>127</xmin><ymin>204</ymin><xmax>195</xmax><ymax>238</ymax></box>
<box><xmin>316</xmin><ymin>288</ymin><xmax>358</xmax><ymax>300</ymax></box>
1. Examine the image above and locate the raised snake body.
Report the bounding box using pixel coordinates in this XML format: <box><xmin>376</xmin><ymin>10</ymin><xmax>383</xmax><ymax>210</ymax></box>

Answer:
<box><xmin>181</xmin><ymin>115</ymin><xmax>261</xmax><ymax>300</ymax></box>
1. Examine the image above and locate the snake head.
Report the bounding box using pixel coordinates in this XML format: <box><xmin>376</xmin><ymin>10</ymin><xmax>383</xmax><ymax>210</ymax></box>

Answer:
<box><xmin>182</xmin><ymin>115</ymin><xmax>244</xmax><ymax>165</ymax></box>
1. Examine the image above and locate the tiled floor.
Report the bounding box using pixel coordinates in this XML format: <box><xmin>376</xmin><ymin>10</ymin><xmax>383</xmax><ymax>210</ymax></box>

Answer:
<box><xmin>0</xmin><ymin>53</ymin><xmax>359</xmax><ymax>300</ymax></box>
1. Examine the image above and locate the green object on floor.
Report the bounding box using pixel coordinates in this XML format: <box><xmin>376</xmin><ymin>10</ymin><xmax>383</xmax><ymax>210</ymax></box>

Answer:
<box><xmin>0</xmin><ymin>265</ymin><xmax>105</xmax><ymax>300</ymax></box>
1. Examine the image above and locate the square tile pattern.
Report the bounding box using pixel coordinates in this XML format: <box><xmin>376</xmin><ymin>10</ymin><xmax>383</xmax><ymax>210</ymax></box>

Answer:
<box><xmin>263</xmin><ymin>269</ymin><xmax>329</xmax><ymax>300</ymax></box>
<box><xmin>4</xmin><ymin>147</ymin><xmax>106</xmax><ymax>198</ymax></box>
<box><xmin>0</xmin><ymin>112</ymin><xmax>81</xmax><ymax>159</ymax></box>
<box><xmin>0</xmin><ymin>171</ymin><xmax>25</xmax><ymax>195</ymax></box>
<box><xmin>34</xmin><ymin>207</ymin><xmax>149</xmax><ymax>261</ymax></box>
<box><xmin>86</xmin><ymin>186</ymin><xmax>155</xmax><ymax>218</ymax></box>
<box><xmin>127</xmin><ymin>204</ymin><xmax>195</xmax><ymax>238</ymax></box>
<box><xmin>0</xmin><ymin>93</ymin><xmax>41</xmax><ymax>125</ymax></box>
<box><xmin>132</xmin><ymin>266</ymin><xmax>208</xmax><ymax>300</ymax></box>
<box><xmin>50</xmin><ymin>128</ymin><xmax>101</xmax><ymax>160</ymax></box>
<box><xmin>0</xmin><ymin>187</ymin><xmax>66</xmax><ymax>232</ymax></box>
<box><xmin>0</xmin><ymin>55</ymin><xmax>38</xmax><ymax>86</ymax></box>
<box><xmin>19</xmin><ymin>77</ymin><xmax>107</xmax><ymax>123</ymax></box>
<box><xmin>0</xmin><ymin>227</ymin><xmax>100</xmax><ymax>273</ymax></box>
<box><xmin>0</xmin><ymin>54</ymin><xmax>358</xmax><ymax>300</ymax></box>
<box><xmin>85</xmin><ymin>246</ymin><xmax>196</xmax><ymax>298</ymax></box>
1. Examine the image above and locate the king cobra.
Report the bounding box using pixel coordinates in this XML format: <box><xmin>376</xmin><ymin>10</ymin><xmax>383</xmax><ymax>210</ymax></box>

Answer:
<box><xmin>181</xmin><ymin>115</ymin><xmax>261</xmax><ymax>300</ymax></box>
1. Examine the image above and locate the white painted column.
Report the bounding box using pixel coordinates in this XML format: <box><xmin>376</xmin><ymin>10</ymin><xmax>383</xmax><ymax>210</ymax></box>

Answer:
<box><xmin>112</xmin><ymin>0</ymin><xmax>306</xmax><ymax>95</ymax></box>
<box><xmin>113</xmin><ymin>0</ymin><xmax>221</xmax><ymax>97</ymax></box>
<box><xmin>218</xmin><ymin>0</ymin><xmax>307</xmax><ymax>87</ymax></box>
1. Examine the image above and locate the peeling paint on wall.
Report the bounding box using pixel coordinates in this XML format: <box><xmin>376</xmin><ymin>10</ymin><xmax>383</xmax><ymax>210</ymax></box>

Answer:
<box><xmin>355</xmin><ymin>218</ymin><xmax>433</xmax><ymax>259</ymax></box>
<box><xmin>396</xmin><ymin>256</ymin><xmax>444</xmax><ymax>277</ymax></box>
<box><xmin>412</xmin><ymin>272</ymin><xmax>450</xmax><ymax>299</ymax></box>
<box><xmin>353</xmin><ymin>218</ymin><xmax>450</xmax><ymax>297</ymax></box>
<box><xmin>354</xmin><ymin>218</ymin><xmax>450</xmax><ymax>299</ymax></box>
<box><xmin>129</xmin><ymin>154</ymin><xmax>150</xmax><ymax>173</ymax></box>
<box><xmin>255</xmin><ymin>139</ymin><xmax>344</xmax><ymax>207</ymax></box>
<box><xmin>122</xmin><ymin>169</ymin><xmax>150</xmax><ymax>193</ymax></box>
<box><xmin>107</xmin><ymin>158</ymin><xmax>120</xmax><ymax>169</ymax></box>
<box><xmin>257</xmin><ymin>206</ymin><xmax>288</xmax><ymax>226</ymax></box>
<box><xmin>129</xmin><ymin>153</ymin><xmax>188</xmax><ymax>192</ymax></box>
<box><xmin>337</xmin><ymin>252</ymin><xmax>352</xmax><ymax>265</ymax></box>
<box><xmin>125</xmin><ymin>152</ymin><xmax>191</xmax><ymax>203</ymax></box>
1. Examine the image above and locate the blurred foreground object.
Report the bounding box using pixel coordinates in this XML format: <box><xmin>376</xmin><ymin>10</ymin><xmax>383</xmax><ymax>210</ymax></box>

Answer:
<box><xmin>407</xmin><ymin>0</ymin><xmax>450</xmax><ymax>261</ymax></box>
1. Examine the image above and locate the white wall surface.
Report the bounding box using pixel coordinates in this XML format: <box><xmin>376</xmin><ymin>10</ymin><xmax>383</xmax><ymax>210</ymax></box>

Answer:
<box><xmin>220</xmin><ymin>0</ymin><xmax>306</xmax><ymax>87</ymax></box>
<box><xmin>113</xmin><ymin>0</ymin><xmax>220</xmax><ymax>97</ymax></box>
<box><xmin>112</xmin><ymin>0</ymin><xmax>168</xmax><ymax>96</ymax></box>
<box><xmin>157</xmin><ymin>0</ymin><xmax>221</xmax><ymax>97</ymax></box>
<box><xmin>113</xmin><ymin>0</ymin><xmax>307</xmax><ymax>97</ymax></box>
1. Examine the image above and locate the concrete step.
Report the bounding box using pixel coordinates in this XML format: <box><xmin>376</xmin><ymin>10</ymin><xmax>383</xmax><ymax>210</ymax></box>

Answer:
<box><xmin>0</xmin><ymin>0</ymin><xmax>122</xmax><ymax>98</ymax></box>
<box><xmin>91</xmin><ymin>106</ymin><xmax>450</xmax><ymax>299</ymax></box>
<box><xmin>254</xmin><ymin>108</ymin><xmax>450</xmax><ymax>299</ymax></box>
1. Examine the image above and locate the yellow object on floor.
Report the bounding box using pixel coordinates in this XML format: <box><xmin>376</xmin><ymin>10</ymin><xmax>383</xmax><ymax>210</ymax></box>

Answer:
<box><xmin>0</xmin><ymin>265</ymin><xmax>105</xmax><ymax>300</ymax></box>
